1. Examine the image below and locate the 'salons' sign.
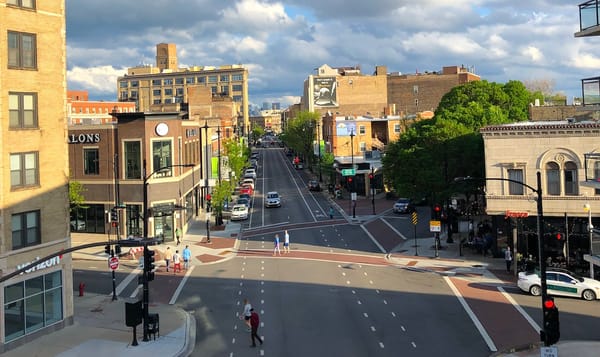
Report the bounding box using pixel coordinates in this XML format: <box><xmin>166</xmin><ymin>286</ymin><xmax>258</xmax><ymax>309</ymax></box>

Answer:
<box><xmin>68</xmin><ymin>133</ymin><xmax>101</xmax><ymax>144</ymax></box>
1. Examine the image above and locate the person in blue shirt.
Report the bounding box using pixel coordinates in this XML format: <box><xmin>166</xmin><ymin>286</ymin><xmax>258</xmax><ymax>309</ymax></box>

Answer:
<box><xmin>182</xmin><ymin>245</ymin><xmax>192</xmax><ymax>270</ymax></box>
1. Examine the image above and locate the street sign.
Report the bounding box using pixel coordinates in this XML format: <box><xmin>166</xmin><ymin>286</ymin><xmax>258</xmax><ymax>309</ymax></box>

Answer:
<box><xmin>429</xmin><ymin>220</ymin><xmax>441</xmax><ymax>232</ymax></box>
<box><xmin>411</xmin><ymin>212</ymin><xmax>418</xmax><ymax>225</ymax></box>
<box><xmin>109</xmin><ymin>256</ymin><xmax>119</xmax><ymax>270</ymax></box>
<box><xmin>341</xmin><ymin>169</ymin><xmax>355</xmax><ymax>176</ymax></box>
<box><xmin>540</xmin><ymin>346</ymin><xmax>558</xmax><ymax>357</ymax></box>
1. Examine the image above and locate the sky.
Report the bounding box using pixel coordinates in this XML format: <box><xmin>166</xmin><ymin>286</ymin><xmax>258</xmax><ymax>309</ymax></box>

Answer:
<box><xmin>65</xmin><ymin>0</ymin><xmax>600</xmax><ymax>110</ymax></box>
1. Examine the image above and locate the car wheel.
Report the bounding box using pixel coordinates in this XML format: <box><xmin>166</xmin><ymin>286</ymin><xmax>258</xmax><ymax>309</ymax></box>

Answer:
<box><xmin>582</xmin><ymin>289</ymin><xmax>596</xmax><ymax>301</ymax></box>
<box><xmin>529</xmin><ymin>285</ymin><xmax>542</xmax><ymax>296</ymax></box>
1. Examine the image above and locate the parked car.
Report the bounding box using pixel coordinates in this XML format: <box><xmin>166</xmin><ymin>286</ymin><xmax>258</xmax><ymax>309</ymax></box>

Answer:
<box><xmin>517</xmin><ymin>268</ymin><xmax>600</xmax><ymax>301</ymax></box>
<box><xmin>265</xmin><ymin>191</ymin><xmax>281</xmax><ymax>208</ymax></box>
<box><xmin>308</xmin><ymin>180</ymin><xmax>321</xmax><ymax>191</ymax></box>
<box><xmin>392</xmin><ymin>198</ymin><xmax>415</xmax><ymax>214</ymax></box>
<box><xmin>236</xmin><ymin>197</ymin><xmax>251</xmax><ymax>208</ymax></box>
<box><xmin>70</xmin><ymin>219</ymin><xmax>86</xmax><ymax>231</ymax></box>
<box><xmin>230</xmin><ymin>204</ymin><xmax>249</xmax><ymax>221</ymax></box>
<box><xmin>242</xmin><ymin>178</ymin><xmax>255</xmax><ymax>190</ymax></box>
<box><xmin>244</xmin><ymin>168</ymin><xmax>257</xmax><ymax>179</ymax></box>
<box><xmin>240</xmin><ymin>184</ymin><xmax>254</xmax><ymax>195</ymax></box>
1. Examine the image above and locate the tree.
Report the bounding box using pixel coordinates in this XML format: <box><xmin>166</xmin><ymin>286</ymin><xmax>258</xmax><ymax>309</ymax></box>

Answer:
<box><xmin>280</xmin><ymin>111</ymin><xmax>320</xmax><ymax>167</ymax></box>
<box><xmin>384</xmin><ymin>80</ymin><xmax>533</xmax><ymax>203</ymax></box>
<box><xmin>223</xmin><ymin>138</ymin><xmax>248</xmax><ymax>182</ymax></box>
<box><xmin>210</xmin><ymin>180</ymin><xmax>233</xmax><ymax>226</ymax></box>
<box><xmin>69</xmin><ymin>180</ymin><xmax>88</xmax><ymax>212</ymax></box>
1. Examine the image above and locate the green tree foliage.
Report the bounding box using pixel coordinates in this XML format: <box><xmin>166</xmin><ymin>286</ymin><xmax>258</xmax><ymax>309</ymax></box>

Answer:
<box><xmin>210</xmin><ymin>180</ymin><xmax>233</xmax><ymax>225</ymax></box>
<box><xmin>69</xmin><ymin>180</ymin><xmax>88</xmax><ymax>212</ymax></box>
<box><xmin>384</xmin><ymin>80</ymin><xmax>533</xmax><ymax>202</ymax></box>
<box><xmin>251</xmin><ymin>126</ymin><xmax>265</xmax><ymax>143</ymax></box>
<box><xmin>223</xmin><ymin>138</ymin><xmax>248</xmax><ymax>182</ymax></box>
<box><xmin>279</xmin><ymin>111</ymin><xmax>320</xmax><ymax>166</ymax></box>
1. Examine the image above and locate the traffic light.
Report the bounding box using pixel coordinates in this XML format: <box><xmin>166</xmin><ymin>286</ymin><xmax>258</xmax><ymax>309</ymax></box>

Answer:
<box><xmin>348</xmin><ymin>177</ymin><xmax>353</xmax><ymax>184</ymax></box>
<box><xmin>542</xmin><ymin>296</ymin><xmax>560</xmax><ymax>345</ymax></box>
<box><xmin>144</xmin><ymin>247</ymin><xmax>156</xmax><ymax>281</ymax></box>
<box><xmin>433</xmin><ymin>204</ymin><xmax>442</xmax><ymax>220</ymax></box>
<box><xmin>556</xmin><ymin>233</ymin><xmax>562</xmax><ymax>241</ymax></box>
<box><xmin>104</xmin><ymin>244</ymin><xmax>111</xmax><ymax>255</ymax></box>
<box><xmin>110</xmin><ymin>208</ymin><xmax>118</xmax><ymax>223</ymax></box>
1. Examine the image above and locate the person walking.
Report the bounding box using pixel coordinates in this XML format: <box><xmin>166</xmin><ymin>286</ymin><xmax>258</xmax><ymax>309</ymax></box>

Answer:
<box><xmin>241</xmin><ymin>298</ymin><xmax>252</xmax><ymax>329</ymax></box>
<box><xmin>329</xmin><ymin>206</ymin><xmax>334</xmax><ymax>219</ymax></box>
<box><xmin>175</xmin><ymin>227</ymin><xmax>182</xmax><ymax>246</ymax></box>
<box><xmin>173</xmin><ymin>250</ymin><xmax>181</xmax><ymax>273</ymax></box>
<box><xmin>273</xmin><ymin>234</ymin><xmax>281</xmax><ymax>256</ymax></box>
<box><xmin>505</xmin><ymin>246</ymin><xmax>513</xmax><ymax>273</ymax></box>
<box><xmin>249</xmin><ymin>308</ymin><xmax>263</xmax><ymax>347</ymax></box>
<box><xmin>182</xmin><ymin>245</ymin><xmax>191</xmax><ymax>270</ymax></box>
<box><xmin>283</xmin><ymin>230</ymin><xmax>290</xmax><ymax>254</ymax></box>
<box><xmin>164</xmin><ymin>246</ymin><xmax>173</xmax><ymax>272</ymax></box>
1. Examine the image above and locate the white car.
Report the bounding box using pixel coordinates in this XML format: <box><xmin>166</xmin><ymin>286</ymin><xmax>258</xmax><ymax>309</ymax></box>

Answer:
<box><xmin>244</xmin><ymin>169</ymin><xmax>257</xmax><ymax>179</ymax></box>
<box><xmin>265</xmin><ymin>191</ymin><xmax>281</xmax><ymax>208</ymax></box>
<box><xmin>242</xmin><ymin>178</ymin><xmax>255</xmax><ymax>190</ymax></box>
<box><xmin>517</xmin><ymin>268</ymin><xmax>600</xmax><ymax>301</ymax></box>
<box><xmin>230</xmin><ymin>204</ymin><xmax>249</xmax><ymax>221</ymax></box>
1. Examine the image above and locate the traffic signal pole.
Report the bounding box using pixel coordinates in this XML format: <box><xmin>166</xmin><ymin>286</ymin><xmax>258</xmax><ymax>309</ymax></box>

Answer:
<box><xmin>142</xmin><ymin>244</ymin><xmax>150</xmax><ymax>342</ymax></box>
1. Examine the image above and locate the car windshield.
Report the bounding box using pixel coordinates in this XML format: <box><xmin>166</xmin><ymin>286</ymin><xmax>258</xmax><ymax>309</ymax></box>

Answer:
<box><xmin>267</xmin><ymin>193</ymin><xmax>279</xmax><ymax>198</ymax></box>
<box><xmin>396</xmin><ymin>199</ymin><xmax>410</xmax><ymax>205</ymax></box>
<box><xmin>233</xmin><ymin>206</ymin><xmax>245</xmax><ymax>212</ymax></box>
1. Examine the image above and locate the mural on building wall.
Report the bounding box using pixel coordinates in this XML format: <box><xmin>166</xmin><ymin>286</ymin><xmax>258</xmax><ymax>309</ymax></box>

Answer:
<box><xmin>335</xmin><ymin>122</ymin><xmax>356</xmax><ymax>136</ymax></box>
<box><xmin>313</xmin><ymin>77</ymin><xmax>338</xmax><ymax>107</ymax></box>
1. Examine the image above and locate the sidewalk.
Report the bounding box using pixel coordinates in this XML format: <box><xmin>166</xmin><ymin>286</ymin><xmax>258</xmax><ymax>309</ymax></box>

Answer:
<box><xmin>5</xmin><ymin>198</ymin><xmax>600</xmax><ymax>356</ymax></box>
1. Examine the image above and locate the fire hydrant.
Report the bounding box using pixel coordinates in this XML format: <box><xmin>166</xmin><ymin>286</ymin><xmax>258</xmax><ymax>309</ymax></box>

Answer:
<box><xmin>79</xmin><ymin>282</ymin><xmax>85</xmax><ymax>297</ymax></box>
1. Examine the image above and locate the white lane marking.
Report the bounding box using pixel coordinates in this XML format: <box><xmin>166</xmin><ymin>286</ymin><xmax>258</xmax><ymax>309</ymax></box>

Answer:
<box><xmin>379</xmin><ymin>342</ymin><xmax>385</xmax><ymax>348</ymax></box>
<box><xmin>383</xmin><ymin>300</ymin><xmax>388</xmax><ymax>305</ymax></box>
<box><xmin>391</xmin><ymin>312</ymin><xmax>397</xmax><ymax>318</ymax></box>
<box><xmin>381</xmin><ymin>217</ymin><xmax>408</xmax><ymax>240</ymax></box>
<box><xmin>444</xmin><ymin>276</ymin><xmax>497</xmax><ymax>352</ymax></box>
<box><xmin>498</xmin><ymin>286</ymin><xmax>541</xmax><ymax>332</ymax></box>
<box><xmin>169</xmin><ymin>265</ymin><xmax>195</xmax><ymax>305</ymax></box>
<box><xmin>116</xmin><ymin>268</ymin><xmax>143</xmax><ymax>296</ymax></box>
<box><xmin>129</xmin><ymin>285</ymin><xmax>141</xmax><ymax>298</ymax></box>
<box><xmin>401</xmin><ymin>326</ymin><xmax>405</xmax><ymax>332</ymax></box>
<box><xmin>411</xmin><ymin>342</ymin><xmax>417</xmax><ymax>348</ymax></box>
<box><xmin>360</xmin><ymin>225</ymin><xmax>386</xmax><ymax>253</ymax></box>
<box><xmin>363</xmin><ymin>313</ymin><xmax>369</xmax><ymax>318</ymax></box>
<box><xmin>370</xmin><ymin>326</ymin><xmax>376</xmax><ymax>332</ymax></box>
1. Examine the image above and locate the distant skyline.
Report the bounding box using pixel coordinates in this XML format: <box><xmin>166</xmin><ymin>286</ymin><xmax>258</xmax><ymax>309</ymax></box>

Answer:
<box><xmin>66</xmin><ymin>0</ymin><xmax>599</xmax><ymax>110</ymax></box>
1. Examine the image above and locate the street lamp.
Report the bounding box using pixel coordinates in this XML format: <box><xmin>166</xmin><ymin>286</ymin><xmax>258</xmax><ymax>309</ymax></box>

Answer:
<box><xmin>350</xmin><ymin>129</ymin><xmax>356</xmax><ymax>218</ymax></box>
<box><xmin>584</xmin><ymin>203</ymin><xmax>594</xmax><ymax>278</ymax></box>
<box><xmin>216</xmin><ymin>126</ymin><xmax>222</xmax><ymax>184</ymax></box>
<box><xmin>202</xmin><ymin>120</ymin><xmax>210</xmax><ymax>209</ymax></box>
<box><xmin>455</xmin><ymin>172</ymin><xmax>557</xmax><ymax>346</ymax></box>
<box><xmin>316</xmin><ymin>120</ymin><xmax>323</xmax><ymax>182</ymax></box>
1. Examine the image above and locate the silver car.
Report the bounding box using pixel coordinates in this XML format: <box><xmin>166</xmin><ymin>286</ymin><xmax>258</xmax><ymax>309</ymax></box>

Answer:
<box><xmin>517</xmin><ymin>268</ymin><xmax>600</xmax><ymax>301</ymax></box>
<box><xmin>265</xmin><ymin>191</ymin><xmax>281</xmax><ymax>208</ymax></box>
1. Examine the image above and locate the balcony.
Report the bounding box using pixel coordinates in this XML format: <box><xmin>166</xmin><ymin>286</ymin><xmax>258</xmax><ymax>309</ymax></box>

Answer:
<box><xmin>581</xmin><ymin>76</ymin><xmax>600</xmax><ymax>107</ymax></box>
<box><xmin>576</xmin><ymin>1</ymin><xmax>600</xmax><ymax>37</ymax></box>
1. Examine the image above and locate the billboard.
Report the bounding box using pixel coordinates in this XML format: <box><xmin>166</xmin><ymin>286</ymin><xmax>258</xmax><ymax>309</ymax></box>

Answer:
<box><xmin>313</xmin><ymin>77</ymin><xmax>338</xmax><ymax>107</ymax></box>
<box><xmin>335</xmin><ymin>121</ymin><xmax>356</xmax><ymax>136</ymax></box>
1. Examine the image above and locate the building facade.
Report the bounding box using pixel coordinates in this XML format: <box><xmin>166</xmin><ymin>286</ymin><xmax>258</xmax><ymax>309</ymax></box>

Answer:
<box><xmin>116</xmin><ymin>43</ymin><xmax>250</xmax><ymax>137</ymax></box>
<box><xmin>67</xmin><ymin>90</ymin><xmax>136</xmax><ymax>126</ymax></box>
<box><xmin>0</xmin><ymin>0</ymin><xmax>73</xmax><ymax>352</ymax></box>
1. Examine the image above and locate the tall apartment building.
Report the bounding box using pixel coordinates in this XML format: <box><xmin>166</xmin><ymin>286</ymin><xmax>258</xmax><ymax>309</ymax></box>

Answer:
<box><xmin>1</xmin><ymin>0</ymin><xmax>72</xmax><ymax>352</ymax></box>
<box><xmin>116</xmin><ymin>43</ymin><xmax>250</xmax><ymax>136</ymax></box>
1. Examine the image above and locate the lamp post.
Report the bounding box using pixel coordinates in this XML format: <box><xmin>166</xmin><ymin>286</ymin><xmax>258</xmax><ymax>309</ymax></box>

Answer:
<box><xmin>584</xmin><ymin>203</ymin><xmax>594</xmax><ymax>278</ymax></box>
<box><xmin>216</xmin><ymin>126</ymin><xmax>222</xmax><ymax>184</ymax></box>
<box><xmin>455</xmin><ymin>172</ymin><xmax>555</xmax><ymax>346</ymax></box>
<box><xmin>350</xmin><ymin>129</ymin><xmax>356</xmax><ymax>218</ymax></box>
<box><xmin>202</xmin><ymin>121</ymin><xmax>210</xmax><ymax>209</ymax></box>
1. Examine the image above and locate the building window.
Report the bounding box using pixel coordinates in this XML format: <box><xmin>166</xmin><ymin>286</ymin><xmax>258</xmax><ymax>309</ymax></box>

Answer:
<box><xmin>221</xmin><ymin>86</ymin><xmax>229</xmax><ymax>95</ymax></box>
<box><xmin>70</xmin><ymin>204</ymin><xmax>105</xmax><ymax>234</ymax></box>
<box><xmin>233</xmin><ymin>95</ymin><xmax>242</xmax><ymax>102</ymax></box>
<box><xmin>359</xmin><ymin>142</ymin><xmax>366</xmax><ymax>152</ymax></box>
<box><xmin>414</xmin><ymin>99</ymin><xmax>419</xmax><ymax>107</ymax></box>
<box><xmin>8</xmin><ymin>31</ymin><xmax>36</xmax><ymax>69</ymax></box>
<box><xmin>153</xmin><ymin>99</ymin><xmax>161</xmax><ymax>104</ymax></box>
<box><xmin>394</xmin><ymin>124</ymin><xmax>401</xmax><ymax>133</ymax></box>
<box><xmin>126</xmin><ymin>205</ymin><xmax>143</xmax><ymax>237</ymax></box>
<box><xmin>564</xmin><ymin>161</ymin><xmax>578</xmax><ymax>196</ymax></box>
<box><xmin>152</xmin><ymin>79</ymin><xmax>161</xmax><ymax>86</ymax></box>
<box><xmin>11</xmin><ymin>210</ymin><xmax>40</xmax><ymax>250</ymax></box>
<box><xmin>163</xmin><ymin>78</ymin><xmax>173</xmax><ymax>85</ymax></box>
<box><xmin>125</xmin><ymin>141</ymin><xmax>141</xmax><ymax>179</ymax></box>
<box><xmin>7</xmin><ymin>0</ymin><xmax>36</xmax><ymax>9</ymax></box>
<box><xmin>119</xmin><ymin>81</ymin><xmax>128</xmax><ymax>88</ymax></box>
<box><xmin>220</xmin><ymin>74</ymin><xmax>229</xmax><ymax>82</ymax></box>
<box><xmin>186</xmin><ymin>77</ymin><xmax>195</xmax><ymax>84</ymax></box>
<box><xmin>232</xmin><ymin>84</ymin><xmax>243</xmax><ymax>92</ymax></box>
<box><xmin>9</xmin><ymin>92</ymin><xmax>37</xmax><ymax>129</ymax></box>
<box><xmin>120</xmin><ymin>91</ymin><xmax>128</xmax><ymax>100</ymax></box>
<box><xmin>176</xmin><ymin>88</ymin><xmax>184</xmax><ymax>96</ymax></box>
<box><xmin>208</xmin><ymin>75</ymin><xmax>218</xmax><ymax>83</ymax></box>
<box><xmin>4</xmin><ymin>270</ymin><xmax>63</xmax><ymax>342</ymax></box>
<box><xmin>164</xmin><ymin>88</ymin><xmax>173</xmax><ymax>96</ymax></box>
<box><xmin>175</xmin><ymin>78</ymin><xmax>184</xmax><ymax>85</ymax></box>
<box><xmin>507</xmin><ymin>169</ymin><xmax>524</xmax><ymax>195</ymax></box>
<box><xmin>152</xmin><ymin>140</ymin><xmax>172</xmax><ymax>177</ymax></box>
<box><xmin>130</xmin><ymin>91</ymin><xmax>138</xmax><ymax>99</ymax></box>
<box><xmin>211</xmin><ymin>86</ymin><xmax>217</xmax><ymax>94</ymax></box>
<box><xmin>11</xmin><ymin>152</ymin><xmax>38</xmax><ymax>188</ymax></box>
<box><xmin>153</xmin><ymin>89</ymin><xmax>161</xmax><ymax>96</ymax></box>
<box><xmin>413</xmin><ymin>85</ymin><xmax>419</xmax><ymax>95</ymax></box>
<box><xmin>359</xmin><ymin>125</ymin><xmax>366</xmax><ymax>135</ymax></box>
<box><xmin>232</xmin><ymin>74</ymin><xmax>243</xmax><ymax>81</ymax></box>
<box><xmin>83</xmin><ymin>148</ymin><xmax>99</xmax><ymax>175</ymax></box>
<box><xmin>546</xmin><ymin>162</ymin><xmax>560</xmax><ymax>195</ymax></box>
<box><xmin>198</xmin><ymin>76</ymin><xmax>206</xmax><ymax>83</ymax></box>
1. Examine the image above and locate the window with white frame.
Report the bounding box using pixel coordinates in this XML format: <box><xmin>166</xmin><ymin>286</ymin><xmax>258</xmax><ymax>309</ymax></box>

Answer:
<box><xmin>394</xmin><ymin>124</ymin><xmax>401</xmax><ymax>133</ymax></box>
<box><xmin>359</xmin><ymin>125</ymin><xmax>366</xmax><ymax>135</ymax></box>
<box><xmin>7</xmin><ymin>0</ymin><xmax>36</xmax><ymax>9</ymax></box>
<box><xmin>11</xmin><ymin>210</ymin><xmax>40</xmax><ymax>249</ymax></box>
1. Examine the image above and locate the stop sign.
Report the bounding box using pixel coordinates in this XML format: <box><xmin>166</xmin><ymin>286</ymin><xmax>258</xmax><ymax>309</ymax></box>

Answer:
<box><xmin>108</xmin><ymin>256</ymin><xmax>119</xmax><ymax>270</ymax></box>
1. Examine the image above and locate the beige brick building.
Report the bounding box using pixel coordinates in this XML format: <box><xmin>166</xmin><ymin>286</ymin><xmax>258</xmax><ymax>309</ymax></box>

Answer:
<box><xmin>117</xmin><ymin>43</ymin><xmax>250</xmax><ymax>137</ymax></box>
<box><xmin>0</xmin><ymin>0</ymin><xmax>73</xmax><ymax>351</ymax></box>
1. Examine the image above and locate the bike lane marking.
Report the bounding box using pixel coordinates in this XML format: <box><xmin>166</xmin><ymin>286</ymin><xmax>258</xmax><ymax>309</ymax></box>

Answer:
<box><xmin>364</xmin><ymin>218</ymin><xmax>404</xmax><ymax>252</ymax></box>
<box><xmin>446</xmin><ymin>275</ymin><xmax>539</xmax><ymax>352</ymax></box>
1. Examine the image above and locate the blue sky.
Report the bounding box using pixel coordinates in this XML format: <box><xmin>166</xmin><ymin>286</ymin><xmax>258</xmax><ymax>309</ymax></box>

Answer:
<box><xmin>65</xmin><ymin>0</ymin><xmax>600</xmax><ymax>110</ymax></box>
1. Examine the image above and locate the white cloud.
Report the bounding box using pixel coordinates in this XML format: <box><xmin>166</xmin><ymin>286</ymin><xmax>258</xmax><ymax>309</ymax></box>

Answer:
<box><xmin>67</xmin><ymin>66</ymin><xmax>125</xmax><ymax>95</ymax></box>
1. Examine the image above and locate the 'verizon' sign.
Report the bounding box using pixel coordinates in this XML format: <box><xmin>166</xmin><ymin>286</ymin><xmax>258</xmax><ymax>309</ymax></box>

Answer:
<box><xmin>17</xmin><ymin>256</ymin><xmax>62</xmax><ymax>274</ymax></box>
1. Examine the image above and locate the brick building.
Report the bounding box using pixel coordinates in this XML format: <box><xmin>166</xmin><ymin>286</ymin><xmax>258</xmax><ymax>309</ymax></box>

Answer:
<box><xmin>0</xmin><ymin>0</ymin><xmax>73</xmax><ymax>351</ymax></box>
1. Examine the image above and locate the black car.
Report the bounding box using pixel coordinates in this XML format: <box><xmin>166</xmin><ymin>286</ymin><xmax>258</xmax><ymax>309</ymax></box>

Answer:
<box><xmin>308</xmin><ymin>180</ymin><xmax>321</xmax><ymax>191</ymax></box>
<box><xmin>392</xmin><ymin>198</ymin><xmax>415</xmax><ymax>214</ymax></box>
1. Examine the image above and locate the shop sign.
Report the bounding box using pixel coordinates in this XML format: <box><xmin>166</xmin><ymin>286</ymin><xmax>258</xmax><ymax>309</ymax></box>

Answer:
<box><xmin>17</xmin><ymin>255</ymin><xmax>62</xmax><ymax>274</ymax></box>
<box><xmin>68</xmin><ymin>133</ymin><xmax>101</xmax><ymax>144</ymax></box>
<box><xmin>505</xmin><ymin>210</ymin><xmax>529</xmax><ymax>218</ymax></box>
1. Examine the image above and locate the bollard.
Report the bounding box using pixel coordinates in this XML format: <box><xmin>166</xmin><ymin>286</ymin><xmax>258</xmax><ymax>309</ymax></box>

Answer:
<box><xmin>79</xmin><ymin>282</ymin><xmax>85</xmax><ymax>296</ymax></box>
